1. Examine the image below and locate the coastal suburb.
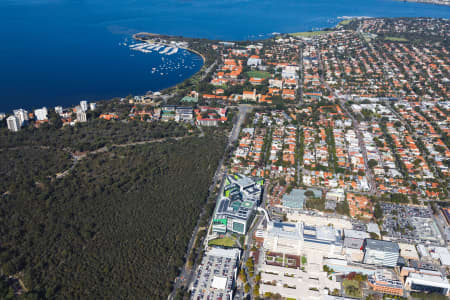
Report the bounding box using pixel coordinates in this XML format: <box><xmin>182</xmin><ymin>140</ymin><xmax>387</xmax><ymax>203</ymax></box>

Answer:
<box><xmin>1</xmin><ymin>17</ymin><xmax>450</xmax><ymax>300</ymax></box>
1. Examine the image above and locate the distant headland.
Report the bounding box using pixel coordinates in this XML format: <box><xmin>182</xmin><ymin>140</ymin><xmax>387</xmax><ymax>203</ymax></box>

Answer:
<box><xmin>401</xmin><ymin>0</ymin><xmax>449</xmax><ymax>6</ymax></box>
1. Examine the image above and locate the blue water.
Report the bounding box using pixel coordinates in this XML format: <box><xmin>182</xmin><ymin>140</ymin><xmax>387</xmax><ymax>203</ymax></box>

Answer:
<box><xmin>0</xmin><ymin>0</ymin><xmax>449</xmax><ymax>112</ymax></box>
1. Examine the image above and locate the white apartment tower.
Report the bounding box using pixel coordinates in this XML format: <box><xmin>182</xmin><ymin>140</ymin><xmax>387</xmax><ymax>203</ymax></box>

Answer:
<box><xmin>34</xmin><ymin>107</ymin><xmax>48</xmax><ymax>121</ymax></box>
<box><xmin>54</xmin><ymin>106</ymin><xmax>63</xmax><ymax>115</ymax></box>
<box><xmin>7</xmin><ymin>115</ymin><xmax>20</xmax><ymax>132</ymax></box>
<box><xmin>80</xmin><ymin>100</ymin><xmax>88</xmax><ymax>112</ymax></box>
<box><xmin>13</xmin><ymin>108</ymin><xmax>28</xmax><ymax>126</ymax></box>
<box><xmin>76</xmin><ymin>110</ymin><xmax>87</xmax><ymax>123</ymax></box>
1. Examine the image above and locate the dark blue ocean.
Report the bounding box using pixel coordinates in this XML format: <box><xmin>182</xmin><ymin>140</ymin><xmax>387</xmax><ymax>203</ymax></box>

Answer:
<box><xmin>0</xmin><ymin>0</ymin><xmax>449</xmax><ymax>112</ymax></box>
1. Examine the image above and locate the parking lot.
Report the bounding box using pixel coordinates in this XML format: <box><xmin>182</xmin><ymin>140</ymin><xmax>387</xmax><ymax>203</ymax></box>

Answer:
<box><xmin>380</xmin><ymin>203</ymin><xmax>442</xmax><ymax>245</ymax></box>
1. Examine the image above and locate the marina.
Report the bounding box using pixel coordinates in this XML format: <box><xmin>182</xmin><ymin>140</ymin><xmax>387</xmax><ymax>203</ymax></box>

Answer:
<box><xmin>129</xmin><ymin>42</ymin><xmax>181</xmax><ymax>56</ymax></box>
<box><xmin>124</xmin><ymin>39</ymin><xmax>202</xmax><ymax>79</ymax></box>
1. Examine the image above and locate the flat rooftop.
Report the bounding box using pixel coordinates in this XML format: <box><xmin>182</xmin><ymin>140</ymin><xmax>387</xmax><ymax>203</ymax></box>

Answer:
<box><xmin>408</xmin><ymin>272</ymin><xmax>450</xmax><ymax>288</ymax></box>
<box><xmin>344</xmin><ymin>229</ymin><xmax>370</xmax><ymax>240</ymax></box>
<box><xmin>365</xmin><ymin>239</ymin><xmax>399</xmax><ymax>253</ymax></box>
<box><xmin>268</xmin><ymin>221</ymin><xmax>303</xmax><ymax>240</ymax></box>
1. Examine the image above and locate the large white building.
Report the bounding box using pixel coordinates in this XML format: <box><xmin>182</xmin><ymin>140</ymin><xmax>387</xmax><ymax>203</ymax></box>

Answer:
<box><xmin>257</xmin><ymin>219</ymin><xmax>345</xmax><ymax>299</ymax></box>
<box><xmin>76</xmin><ymin>110</ymin><xmax>87</xmax><ymax>123</ymax></box>
<box><xmin>326</xmin><ymin>188</ymin><xmax>345</xmax><ymax>202</ymax></box>
<box><xmin>7</xmin><ymin>115</ymin><xmax>20</xmax><ymax>132</ymax></box>
<box><xmin>80</xmin><ymin>100</ymin><xmax>88</xmax><ymax>112</ymax></box>
<box><xmin>363</xmin><ymin>239</ymin><xmax>399</xmax><ymax>268</ymax></box>
<box><xmin>34</xmin><ymin>107</ymin><xmax>48</xmax><ymax>121</ymax></box>
<box><xmin>405</xmin><ymin>272</ymin><xmax>450</xmax><ymax>296</ymax></box>
<box><xmin>282</xmin><ymin>65</ymin><xmax>299</xmax><ymax>80</ymax></box>
<box><xmin>303</xmin><ymin>224</ymin><xmax>343</xmax><ymax>256</ymax></box>
<box><xmin>264</xmin><ymin>222</ymin><xmax>304</xmax><ymax>255</ymax></box>
<box><xmin>261</xmin><ymin>217</ymin><xmax>344</xmax><ymax>257</ymax></box>
<box><xmin>247</xmin><ymin>55</ymin><xmax>262</xmax><ymax>66</ymax></box>
<box><xmin>54</xmin><ymin>106</ymin><xmax>63</xmax><ymax>115</ymax></box>
<box><xmin>259</xmin><ymin>259</ymin><xmax>340</xmax><ymax>300</ymax></box>
<box><xmin>13</xmin><ymin>108</ymin><xmax>28</xmax><ymax>126</ymax></box>
<box><xmin>212</xmin><ymin>174</ymin><xmax>263</xmax><ymax>235</ymax></box>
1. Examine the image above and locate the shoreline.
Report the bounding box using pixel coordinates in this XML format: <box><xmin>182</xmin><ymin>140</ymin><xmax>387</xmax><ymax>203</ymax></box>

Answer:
<box><xmin>0</xmin><ymin>35</ymin><xmax>206</xmax><ymax>114</ymax></box>
<box><xmin>2</xmin><ymin>15</ymin><xmax>447</xmax><ymax>114</ymax></box>
<box><xmin>132</xmin><ymin>32</ymin><xmax>208</xmax><ymax>94</ymax></box>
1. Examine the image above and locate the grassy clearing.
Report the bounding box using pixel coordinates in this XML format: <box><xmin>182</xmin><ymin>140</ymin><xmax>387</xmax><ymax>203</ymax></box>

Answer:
<box><xmin>247</xmin><ymin>71</ymin><xmax>271</xmax><ymax>79</ymax></box>
<box><xmin>212</xmin><ymin>84</ymin><xmax>228</xmax><ymax>89</ymax></box>
<box><xmin>385</xmin><ymin>36</ymin><xmax>408</xmax><ymax>42</ymax></box>
<box><xmin>208</xmin><ymin>236</ymin><xmax>237</xmax><ymax>247</ymax></box>
<box><xmin>338</xmin><ymin>19</ymin><xmax>353</xmax><ymax>26</ymax></box>
<box><xmin>343</xmin><ymin>279</ymin><xmax>362</xmax><ymax>298</ymax></box>
<box><xmin>290</xmin><ymin>31</ymin><xmax>333</xmax><ymax>37</ymax></box>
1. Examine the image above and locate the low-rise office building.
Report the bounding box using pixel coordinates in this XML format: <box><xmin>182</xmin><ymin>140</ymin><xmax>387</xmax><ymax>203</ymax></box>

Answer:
<box><xmin>404</xmin><ymin>272</ymin><xmax>450</xmax><ymax>296</ymax></box>
<box><xmin>398</xmin><ymin>243</ymin><xmax>419</xmax><ymax>261</ymax></box>
<box><xmin>7</xmin><ymin>115</ymin><xmax>20</xmax><ymax>132</ymax></box>
<box><xmin>326</xmin><ymin>188</ymin><xmax>345</xmax><ymax>202</ymax></box>
<box><xmin>161</xmin><ymin>105</ymin><xmax>176</xmax><ymax>121</ymax></box>
<box><xmin>175</xmin><ymin>106</ymin><xmax>194</xmax><ymax>122</ymax></box>
<box><xmin>429</xmin><ymin>246</ymin><xmax>450</xmax><ymax>267</ymax></box>
<box><xmin>368</xmin><ymin>269</ymin><xmax>404</xmax><ymax>296</ymax></box>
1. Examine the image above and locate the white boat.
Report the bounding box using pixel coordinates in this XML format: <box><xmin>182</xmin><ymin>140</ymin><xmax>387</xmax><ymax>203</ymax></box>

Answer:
<box><xmin>129</xmin><ymin>43</ymin><xmax>144</xmax><ymax>48</ymax></box>
<box><xmin>159</xmin><ymin>47</ymin><xmax>171</xmax><ymax>54</ymax></box>
<box><xmin>166</xmin><ymin>48</ymin><xmax>179</xmax><ymax>55</ymax></box>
